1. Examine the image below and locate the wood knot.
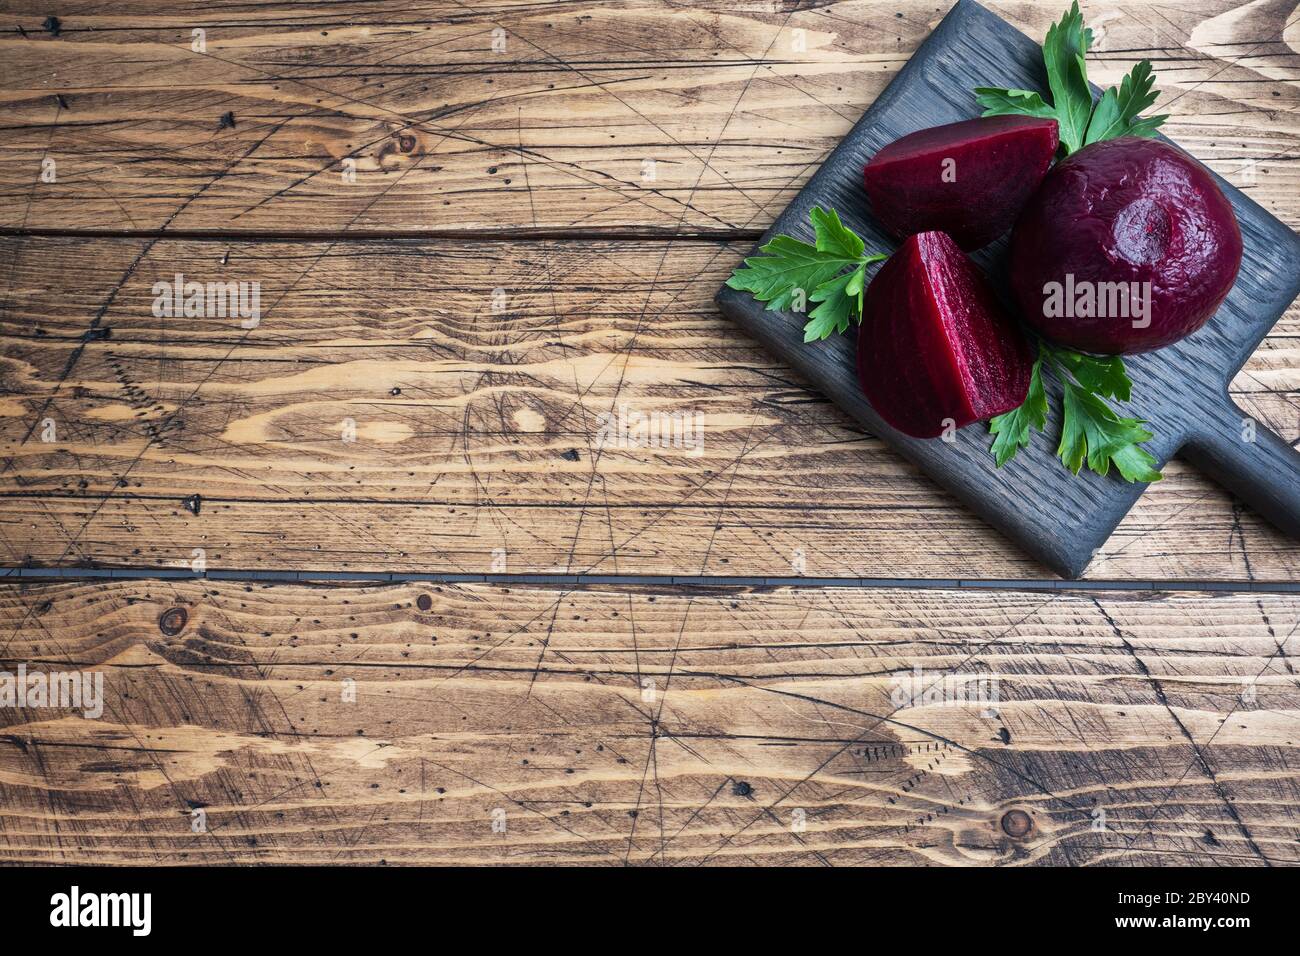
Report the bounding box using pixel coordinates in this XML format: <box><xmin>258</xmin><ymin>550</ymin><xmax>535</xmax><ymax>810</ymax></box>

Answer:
<box><xmin>1000</xmin><ymin>809</ymin><xmax>1033</xmax><ymax>839</ymax></box>
<box><xmin>158</xmin><ymin>607</ymin><xmax>189</xmax><ymax>636</ymax></box>
<box><xmin>375</xmin><ymin>131</ymin><xmax>421</xmax><ymax>166</ymax></box>
<box><xmin>416</xmin><ymin>594</ymin><xmax>432</xmax><ymax>611</ymax></box>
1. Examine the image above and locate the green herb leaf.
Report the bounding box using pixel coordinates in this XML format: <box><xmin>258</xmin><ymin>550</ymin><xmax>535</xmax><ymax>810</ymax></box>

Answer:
<box><xmin>727</xmin><ymin>207</ymin><xmax>887</xmax><ymax>342</ymax></box>
<box><xmin>974</xmin><ymin>87</ymin><xmax>1057</xmax><ymax>120</ymax></box>
<box><xmin>1125</xmin><ymin>114</ymin><xmax>1168</xmax><ymax>139</ymax></box>
<box><xmin>809</xmin><ymin>205</ymin><xmax>865</xmax><ymax>260</ymax></box>
<box><xmin>989</xmin><ymin>355</ymin><xmax>1048</xmax><ymax>466</ymax></box>
<box><xmin>1108</xmin><ymin>441</ymin><xmax>1165</xmax><ymax>483</ymax></box>
<box><xmin>1085</xmin><ymin>60</ymin><xmax>1167</xmax><ymax>145</ymax></box>
<box><xmin>1057</xmin><ymin>382</ymin><xmax>1161</xmax><ymax>481</ymax></box>
<box><xmin>725</xmin><ymin>234</ymin><xmax>849</xmax><ymax>314</ymax></box>
<box><xmin>1041</xmin><ymin>1</ymin><xmax>1095</xmax><ymax>153</ymax></box>
<box><xmin>975</xmin><ymin>2</ymin><xmax>1166</xmax><ymax>155</ymax></box>
<box><xmin>989</xmin><ymin>342</ymin><xmax>1160</xmax><ymax>481</ymax></box>
<box><xmin>1047</xmin><ymin>348</ymin><xmax>1131</xmax><ymax>401</ymax></box>
<box><xmin>805</xmin><ymin>271</ymin><xmax>857</xmax><ymax>341</ymax></box>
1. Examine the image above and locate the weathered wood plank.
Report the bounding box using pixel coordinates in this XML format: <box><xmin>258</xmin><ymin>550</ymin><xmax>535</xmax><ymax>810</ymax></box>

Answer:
<box><xmin>0</xmin><ymin>579</ymin><xmax>1295</xmax><ymax>865</ymax></box>
<box><xmin>1</xmin><ymin>236</ymin><xmax>1296</xmax><ymax>579</ymax></box>
<box><xmin>0</xmin><ymin>0</ymin><xmax>1296</xmax><ymax>234</ymax></box>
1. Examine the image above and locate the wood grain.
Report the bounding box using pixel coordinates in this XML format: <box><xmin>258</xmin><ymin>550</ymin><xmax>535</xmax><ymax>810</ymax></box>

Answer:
<box><xmin>1</xmin><ymin>236</ymin><xmax>1297</xmax><ymax>579</ymax></box>
<box><xmin>1</xmin><ymin>579</ymin><xmax>1296</xmax><ymax>865</ymax></box>
<box><xmin>0</xmin><ymin>0</ymin><xmax>1296</xmax><ymax>234</ymax></box>
<box><xmin>1</xmin><ymin>0</ymin><xmax>1299</xmax><ymax>873</ymax></box>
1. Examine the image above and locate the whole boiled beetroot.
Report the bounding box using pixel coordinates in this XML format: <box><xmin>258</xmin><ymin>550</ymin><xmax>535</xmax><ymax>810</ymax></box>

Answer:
<box><xmin>1010</xmin><ymin>137</ymin><xmax>1242</xmax><ymax>354</ymax></box>
<box><xmin>863</xmin><ymin>115</ymin><xmax>1059</xmax><ymax>250</ymax></box>
<box><xmin>857</xmin><ymin>231</ymin><xmax>1034</xmax><ymax>439</ymax></box>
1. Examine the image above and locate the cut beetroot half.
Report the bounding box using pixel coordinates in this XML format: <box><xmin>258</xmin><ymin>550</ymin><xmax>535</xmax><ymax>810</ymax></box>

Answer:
<box><xmin>857</xmin><ymin>231</ymin><xmax>1034</xmax><ymax>439</ymax></box>
<box><xmin>862</xmin><ymin>115</ymin><xmax>1059</xmax><ymax>250</ymax></box>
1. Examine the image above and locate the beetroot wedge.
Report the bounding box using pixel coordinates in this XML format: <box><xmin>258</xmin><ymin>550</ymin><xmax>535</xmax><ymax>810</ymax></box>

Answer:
<box><xmin>857</xmin><ymin>231</ymin><xmax>1034</xmax><ymax>439</ymax></box>
<box><xmin>863</xmin><ymin>116</ymin><xmax>1059</xmax><ymax>251</ymax></box>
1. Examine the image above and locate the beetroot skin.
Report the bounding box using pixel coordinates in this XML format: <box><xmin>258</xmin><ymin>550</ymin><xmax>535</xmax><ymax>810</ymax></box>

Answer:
<box><xmin>1010</xmin><ymin>137</ymin><xmax>1243</xmax><ymax>354</ymax></box>
<box><xmin>862</xmin><ymin>115</ymin><xmax>1060</xmax><ymax>251</ymax></box>
<box><xmin>857</xmin><ymin>231</ymin><xmax>1034</xmax><ymax>439</ymax></box>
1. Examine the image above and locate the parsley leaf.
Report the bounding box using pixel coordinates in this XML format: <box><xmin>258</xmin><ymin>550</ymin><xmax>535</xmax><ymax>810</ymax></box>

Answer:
<box><xmin>975</xmin><ymin>2</ymin><xmax>1166</xmax><ymax>156</ymax></box>
<box><xmin>1040</xmin><ymin>1</ymin><xmax>1094</xmax><ymax>153</ymax></box>
<box><xmin>1108</xmin><ymin>441</ymin><xmax>1166</xmax><ymax>484</ymax></box>
<box><xmin>989</xmin><ymin>341</ymin><xmax>1162</xmax><ymax>483</ymax></box>
<box><xmin>809</xmin><ymin>205</ymin><xmax>865</xmax><ymax>260</ymax></box>
<box><xmin>804</xmin><ymin>270</ymin><xmax>857</xmax><ymax>342</ymax></box>
<box><xmin>974</xmin><ymin>87</ymin><xmax>1056</xmax><ymax>120</ymax></box>
<box><xmin>1048</xmin><ymin>349</ymin><xmax>1130</xmax><ymax>401</ymax></box>
<box><xmin>1085</xmin><ymin>60</ymin><xmax>1168</xmax><ymax>145</ymax></box>
<box><xmin>989</xmin><ymin>354</ymin><xmax>1048</xmax><ymax>466</ymax></box>
<box><xmin>724</xmin><ymin>234</ymin><xmax>847</xmax><ymax>314</ymax></box>
<box><xmin>1057</xmin><ymin>382</ymin><xmax>1162</xmax><ymax>481</ymax></box>
<box><xmin>726</xmin><ymin>207</ymin><xmax>887</xmax><ymax>342</ymax></box>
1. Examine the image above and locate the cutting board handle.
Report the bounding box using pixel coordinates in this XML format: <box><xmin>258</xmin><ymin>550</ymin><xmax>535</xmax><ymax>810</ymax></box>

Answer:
<box><xmin>1181</xmin><ymin>391</ymin><xmax>1300</xmax><ymax>538</ymax></box>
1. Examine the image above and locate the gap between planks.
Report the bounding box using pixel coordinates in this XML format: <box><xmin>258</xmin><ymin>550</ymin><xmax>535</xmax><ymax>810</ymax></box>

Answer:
<box><xmin>0</xmin><ymin>227</ymin><xmax>766</xmax><ymax>243</ymax></box>
<box><xmin>1</xmin><ymin>567</ymin><xmax>1297</xmax><ymax>594</ymax></box>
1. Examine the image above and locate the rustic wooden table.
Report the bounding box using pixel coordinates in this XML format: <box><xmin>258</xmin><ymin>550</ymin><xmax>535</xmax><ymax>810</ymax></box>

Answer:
<box><xmin>1</xmin><ymin>0</ymin><xmax>1297</xmax><ymax>866</ymax></box>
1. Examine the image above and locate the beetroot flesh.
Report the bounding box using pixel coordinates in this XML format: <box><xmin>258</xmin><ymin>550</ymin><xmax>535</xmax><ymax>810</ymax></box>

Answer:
<box><xmin>862</xmin><ymin>116</ymin><xmax>1060</xmax><ymax>251</ymax></box>
<box><xmin>857</xmin><ymin>231</ymin><xmax>1034</xmax><ymax>439</ymax></box>
<box><xmin>1010</xmin><ymin>137</ymin><xmax>1243</xmax><ymax>354</ymax></box>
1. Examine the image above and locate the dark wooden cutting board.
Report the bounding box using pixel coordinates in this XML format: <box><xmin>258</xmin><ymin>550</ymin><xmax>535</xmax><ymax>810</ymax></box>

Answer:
<box><xmin>715</xmin><ymin>0</ymin><xmax>1300</xmax><ymax>579</ymax></box>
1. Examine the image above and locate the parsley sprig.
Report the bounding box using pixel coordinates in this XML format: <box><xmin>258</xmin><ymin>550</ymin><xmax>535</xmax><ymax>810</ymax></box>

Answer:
<box><xmin>976</xmin><ymin>2</ymin><xmax>1165</xmax><ymax>482</ymax></box>
<box><xmin>990</xmin><ymin>342</ymin><xmax>1162</xmax><ymax>482</ymax></box>
<box><xmin>725</xmin><ymin>206</ymin><xmax>889</xmax><ymax>342</ymax></box>
<box><xmin>975</xmin><ymin>2</ymin><xmax>1167</xmax><ymax>155</ymax></box>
